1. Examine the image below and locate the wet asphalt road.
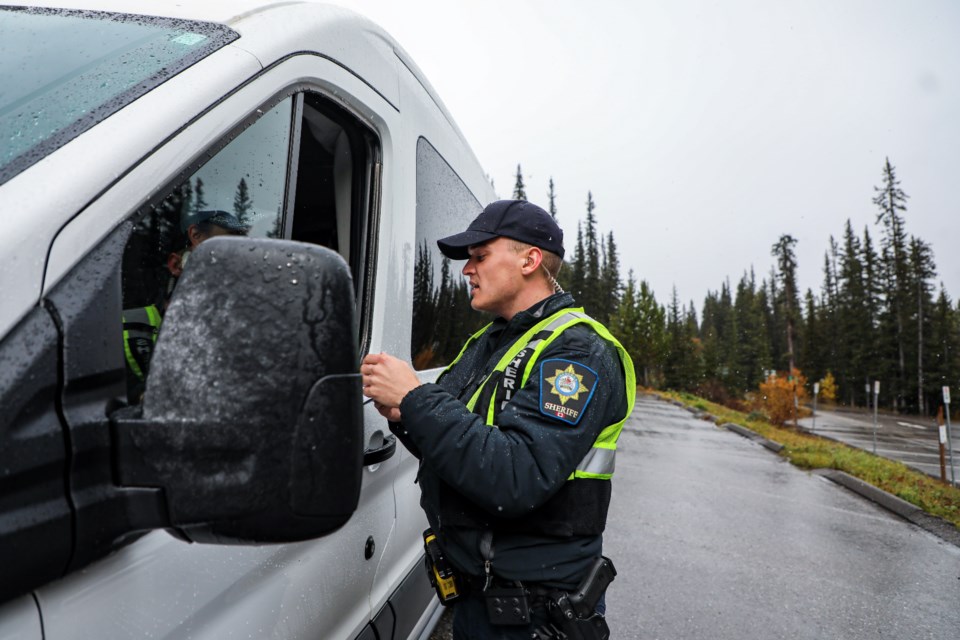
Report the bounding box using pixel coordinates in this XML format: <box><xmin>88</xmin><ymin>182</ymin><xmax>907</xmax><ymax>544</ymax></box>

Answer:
<box><xmin>798</xmin><ymin>407</ymin><xmax>959</xmax><ymax>486</ymax></box>
<box><xmin>604</xmin><ymin>395</ymin><xmax>960</xmax><ymax>640</ymax></box>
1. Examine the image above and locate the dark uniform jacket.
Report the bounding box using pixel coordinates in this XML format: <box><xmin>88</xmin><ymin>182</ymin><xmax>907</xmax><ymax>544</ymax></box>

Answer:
<box><xmin>392</xmin><ymin>292</ymin><xmax>628</xmax><ymax>589</ymax></box>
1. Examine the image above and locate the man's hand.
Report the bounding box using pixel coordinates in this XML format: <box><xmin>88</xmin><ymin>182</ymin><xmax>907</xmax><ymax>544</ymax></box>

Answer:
<box><xmin>361</xmin><ymin>352</ymin><xmax>421</xmax><ymax>421</ymax></box>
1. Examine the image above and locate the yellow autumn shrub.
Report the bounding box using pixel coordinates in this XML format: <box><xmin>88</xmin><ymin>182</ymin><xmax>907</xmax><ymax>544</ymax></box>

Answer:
<box><xmin>757</xmin><ymin>368</ymin><xmax>809</xmax><ymax>426</ymax></box>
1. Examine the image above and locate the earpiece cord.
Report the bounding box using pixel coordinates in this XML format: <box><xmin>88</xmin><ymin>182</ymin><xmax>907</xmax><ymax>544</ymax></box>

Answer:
<box><xmin>541</xmin><ymin>262</ymin><xmax>564</xmax><ymax>294</ymax></box>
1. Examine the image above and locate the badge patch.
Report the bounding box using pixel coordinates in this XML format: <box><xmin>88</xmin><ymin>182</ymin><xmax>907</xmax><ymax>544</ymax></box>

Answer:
<box><xmin>539</xmin><ymin>359</ymin><xmax>598</xmax><ymax>425</ymax></box>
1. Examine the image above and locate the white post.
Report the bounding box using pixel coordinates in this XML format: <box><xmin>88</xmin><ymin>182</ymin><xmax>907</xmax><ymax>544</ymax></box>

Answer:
<box><xmin>812</xmin><ymin>382</ymin><xmax>820</xmax><ymax>431</ymax></box>
<box><xmin>872</xmin><ymin>381</ymin><xmax>880</xmax><ymax>455</ymax></box>
<box><xmin>945</xmin><ymin>386</ymin><xmax>955</xmax><ymax>485</ymax></box>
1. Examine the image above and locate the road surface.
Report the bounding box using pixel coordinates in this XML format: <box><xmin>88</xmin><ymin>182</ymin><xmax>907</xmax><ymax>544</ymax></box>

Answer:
<box><xmin>798</xmin><ymin>406</ymin><xmax>959</xmax><ymax>485</ymax></box>
<box><xmin>604</xmin><ymin>395</ymin><xmax>959</xmax><ymax>640</ymax></box>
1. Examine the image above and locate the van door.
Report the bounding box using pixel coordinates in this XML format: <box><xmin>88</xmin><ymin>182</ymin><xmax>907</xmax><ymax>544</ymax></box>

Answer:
<box><xmin>35</xmin><ymin>55</ymin><xmax>403</xmax><ymax>640</ymax></box>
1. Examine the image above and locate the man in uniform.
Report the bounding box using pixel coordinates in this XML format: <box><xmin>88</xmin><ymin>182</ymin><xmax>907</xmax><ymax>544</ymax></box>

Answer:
<box><xmin>361</xmin><ymin>199</ymin><xmax>635</xmax><ymax>639</ymax></box>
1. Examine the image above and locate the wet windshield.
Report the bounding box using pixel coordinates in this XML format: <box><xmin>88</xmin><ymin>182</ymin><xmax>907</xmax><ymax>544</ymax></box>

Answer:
<box><xmin>0</xmin><ymin>6</ymin><xmax>238</xmax><ymax>186</ymax></box>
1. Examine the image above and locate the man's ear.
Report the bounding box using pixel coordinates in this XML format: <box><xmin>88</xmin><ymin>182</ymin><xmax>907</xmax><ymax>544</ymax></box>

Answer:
<box><xmin>521</xmin><ymin>247</ymin><xmax>543</xmax><ymax>275</ymax></box>
<box><xmin>187</xmin><ymin>224</ymin><xmax>205</xmax><ymax>248</ymax></box>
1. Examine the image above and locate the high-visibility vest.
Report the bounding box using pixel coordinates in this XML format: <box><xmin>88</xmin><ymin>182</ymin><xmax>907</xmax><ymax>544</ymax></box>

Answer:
<box><xmin>122</xmin><ymin>305</ymin><xmax>162</xmax><ymax>381</ymax></box>
<box><xmin>443</xmin><ymin>307</ymin><xmax>636</xmax><ymax>481</ymax></box>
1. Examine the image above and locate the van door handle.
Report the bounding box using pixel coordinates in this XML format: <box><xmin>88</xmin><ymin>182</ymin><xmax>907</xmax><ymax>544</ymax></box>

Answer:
<box><xmin>363</xmin><ymin>434</ymin><xmax>397</xmax><ymax>466</ymax></box>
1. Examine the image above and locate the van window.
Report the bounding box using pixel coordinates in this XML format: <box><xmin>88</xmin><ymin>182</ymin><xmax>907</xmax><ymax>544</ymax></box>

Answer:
<box><xmin>412</xmin><ymin>138</ymin><xmax>485</xmax><ymax>370</ymax></box>
<box><xmin>120</xmin><ymin>91</ymin><xmax>380</xmax><ymax>403</ymax></box>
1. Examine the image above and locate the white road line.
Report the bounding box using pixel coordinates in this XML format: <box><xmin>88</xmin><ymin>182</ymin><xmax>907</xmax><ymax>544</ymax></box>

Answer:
<box><xmin>896</xmin><ymin>421</ymin><xmax>927</xmax><ymax>430</ymax></box>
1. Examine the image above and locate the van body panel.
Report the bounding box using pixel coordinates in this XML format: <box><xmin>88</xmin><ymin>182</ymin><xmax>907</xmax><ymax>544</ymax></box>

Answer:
<box><xmin>0</xmin><ymin>596</ymin><xmax>42</xmax><ymax>640</ymax></box>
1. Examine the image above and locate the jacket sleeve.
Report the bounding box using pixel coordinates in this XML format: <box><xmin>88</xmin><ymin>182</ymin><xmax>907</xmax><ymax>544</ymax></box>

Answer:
<box><xmin>398</xmin><ymin>329</ymin><xmax>626</xmax><ymax>517</ymax></box>
<box><xmin>388</xmin><ymin>420</ymin><xmax>421</xmax><ymax>459</ymax></box>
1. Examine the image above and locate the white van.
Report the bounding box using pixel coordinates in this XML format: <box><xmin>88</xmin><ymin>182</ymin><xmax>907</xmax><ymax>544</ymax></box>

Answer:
<box><xmin>0</xmin><ymin>2</ymin><xmax>495</xmax><ymax>638</ymax></box>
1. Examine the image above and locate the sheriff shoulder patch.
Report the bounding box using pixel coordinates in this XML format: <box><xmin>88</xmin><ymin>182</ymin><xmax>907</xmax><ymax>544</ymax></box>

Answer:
<box><xmin>539</xmin><ymin>359</ymin><xmax>598</xmax><ymax>426</ymax></box>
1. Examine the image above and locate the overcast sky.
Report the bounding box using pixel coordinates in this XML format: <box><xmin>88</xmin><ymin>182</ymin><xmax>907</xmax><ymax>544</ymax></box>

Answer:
<box><xmin>336</xmin><ymin>0</ymin><xmax>959</xmax><ymax>313</ymax></box>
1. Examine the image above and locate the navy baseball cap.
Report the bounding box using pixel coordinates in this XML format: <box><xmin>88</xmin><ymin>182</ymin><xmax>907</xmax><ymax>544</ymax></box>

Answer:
<box><xmin>180</xmin><ymin>209</ymin><xmax>250</xmax><ymax>234</ymax></box>
<box><xmin>437</xmin><ymin>200</ymin><xmax>564</xmax><ymax>260</ymax></box>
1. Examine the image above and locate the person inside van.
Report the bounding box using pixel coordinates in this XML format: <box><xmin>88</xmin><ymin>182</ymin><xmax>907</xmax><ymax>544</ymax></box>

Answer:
<box><xmin>123</xmin><ymin>209</ymin><xmax>249</xmax><ymax>402</ymax></box>
<box><xmin>169</xmin><ymin>209</ymin><xmax>251</xmax><ymax>277</ymax></box>
<box><xmin>360</xmin><ymin>200</ymin><xmax>635</xmax><ymax>640</ymax></box>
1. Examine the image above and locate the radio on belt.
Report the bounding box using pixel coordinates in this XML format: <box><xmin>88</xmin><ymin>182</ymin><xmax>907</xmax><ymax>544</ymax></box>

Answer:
<box><xmin>422</xmin><ymin>529</ymin><xmax>462</xmax><ymax>605</ymax></box>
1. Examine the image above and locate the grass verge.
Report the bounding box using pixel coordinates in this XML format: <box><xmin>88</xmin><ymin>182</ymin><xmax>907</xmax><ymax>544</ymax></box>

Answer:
<box><xmin>652</xmin><ymin>389</ymin><xmax>960</xmax><ymax>530</ymax></box>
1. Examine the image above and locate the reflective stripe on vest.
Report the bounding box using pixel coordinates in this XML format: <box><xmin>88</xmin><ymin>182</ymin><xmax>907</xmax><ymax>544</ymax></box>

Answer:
<box><xmin>463</xmin><ymin>307</ymin><xmax>636</xmax><ymax>480</ymax></box>
<box><xmin>122</xmin><ymin>305</ymin><xmax>162</xmax><ymax>380</ymax></box>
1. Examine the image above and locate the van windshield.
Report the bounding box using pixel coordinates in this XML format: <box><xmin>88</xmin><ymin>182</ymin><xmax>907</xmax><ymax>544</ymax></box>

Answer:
<box><xmin>0</xmin><ymin>7</ymin><xmax>238</xmax><ymax>186</ymax></box>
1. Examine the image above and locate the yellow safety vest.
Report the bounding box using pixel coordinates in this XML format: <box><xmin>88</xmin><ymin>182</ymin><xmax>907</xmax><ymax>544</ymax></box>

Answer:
<box><xmin>443</xmin><ymin>307</ymin><xmax>636</xmax><ymax>480</ymax></box>
<box><xmin>122</xmin><ymin>305</ymin><xmax>162</xmax><ymax>380</ymax></box>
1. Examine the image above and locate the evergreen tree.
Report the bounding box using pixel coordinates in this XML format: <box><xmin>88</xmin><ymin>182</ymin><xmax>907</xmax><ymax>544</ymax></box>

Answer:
<box><xmin>636</xmin><ymin>279</ymin><xmax>667</xmax><ymax>388</ymax></box>
<box><xmin>547</xmin><ymin>178</ymin><xmax>558</xmax><ymax>220</ymax></box>
<box><xmin>819</xmin><ymin>237</ymin><xmax>841</xmax><ymax>385</ymax></box>
<box><xmin>799</xmin><ymin>289</ymin><xmax>827</xmax><ymax>385</ymax></box>
<box><xmin>664</xmin><ymin>289</ymin><xmax>703</xmax><ymax>390</ymax></box>
<box><xmin>612</xmin><ymin>273</ymin><xmax>666</xmax><ymax>388</ymax></box>
<box><xmin>700</xmin><ymin>290</ymin><xmax>721</xmax><ymax>382</ymax></box>
<box><xmin>873</xmin><ymin>157</ymin><xmax>910</xmax><ymax>410</ymax></box>
<box><xmin>411</xmin><ymin>241</ymin><xmax>436</xmax><ymax>366</ymax></box>
<box><xmin>664</xmin><ymin>288</ymin><xmax>684</xmax><ymax>388</ymax></box>
<box><xmin>928</xmin><ymin>287</ymin><xmax>960</xmax><ymax>402</ymax></box>
<box><xmin>512</xmin><ymin>164</ymin><xmax>527</xmax><ymax>201</ymax></box>
<box><xmin>569</xmin><ymin>222</ymin><xmax>586</xmax><ymax>304</ymax></box>
<box><xmin>836</xmin><ymin>220</ymin><xmax>872</xmax><ymax>405</ymax></box>
<box><xmin>771</xmin><ymin>234</ymin><xmax>799</xmax><ymax>372</ymax></box>
<box><xmin>233</xmin><ymin>177</ymin><xmax>253</xmax><ymax>225</ymax></box>
<box><xmin>194</xmin><ymin>178</ymin><xmax>207</xmax><ymax>213</ymax></box>
<box><xmin>908</xmin><ymin>236</ymin><xmax>937</xmax><ymax>413</ymax></box>
<box><xmin>581</xmin><ymin>192</ymin><xmax>602</xmax><ymax>315</ymax></box>
<box><xmin>733</xmin><ymin>269</ymin><xmax>771</xmax><ymax>390</ymax></box>
<box><xmin>766</xmin><ymin>269</ymin><xmax>783</xmax><ymax>368</ymax></box>
<box><xmin>599</xmin><ymin>231</ymin><xmax>621</xmax><ymax>323</ymax></box>
<box><xmin>861</xmin><ymin>226</ymin><xmax>883</xmax><ymax>401</ymax></box>
<box><xmin>719</xmin><ymin>281</ymin><xmax>741</xmax><ymax>390</ymax></box>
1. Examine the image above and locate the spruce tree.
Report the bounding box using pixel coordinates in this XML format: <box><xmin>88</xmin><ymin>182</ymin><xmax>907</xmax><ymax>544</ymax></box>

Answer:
<box><xmin>837</xmin><ymin>220</ymin><xmax>871</xmax><ymax>405</ymax></box>
<box><xmin>928</xmin><ymin>287</ymin><xmax>960</xmax><ymax>401</ymax></box>
<box><xmin>733</xmin><ymin>270</ymin><xmax>770</xmax><ymax>391</ymax></box>
<box><xmin>233</xmin><ymin>178</ymin><xmax>253</xmax><ymax>225</ymax></box>
<box><xmin>569</xmin><ymin>222</ymin><xmax>586</xmax><ymax>304</ymax></box>
<box><xmin>771</xmin><ymin>234</ymin><xmax>799</xmax><ymax>372</ymax></box>
<box><xmin>908</xmin><ymin>236</ymin><xmax>937</xmax><ymax>413</ymax></box>
<box><xmin>512</xmin><ymin>164</ymin><xmax>527</xmax><ymax>201</ymax></box>
<box><xmin>719</xmin><ymin>281</ymin><xmax>741</xmax><ymax>390</ymax></box>
<box><xmin>581</xmin><ymin>192</ymin><xmax>602</xmax><ymax>315</ymax></box>
<box><xmin>636</xmin><ymin>279</ymin><xmax>667</xmax><ymax>388</ymax></box>
<box><xmin>599</xmin><ymin>231</ymin><xmax>622</xmax><ymax>323</ymax></box>
<box><xmin>411</xmin><ymin>241</ymin><xmax>436</xmax><ymax>366</ymax></box>
<box><xmin>873</xmin><ymin>157</ymin><xmax>910</xmax><ymax>410</ymax></box>
<box><xmin>700</xmin><ymin>291</ymin><xmax>721</xmax><ymax>383</ymax></box>
<box><xmin>861</xmin><ymin>226</ymin><xmax>883</xmax><ymax>401</ymax></box>
<box><xmin>664</xmin><ymin>288</ymin><xmax>684</xmax><ymax>389</ymax></box>
<box><xmin>547</xmin><ymin>178</ymin><xmax>558</xmax><ymax>220</ymax></box>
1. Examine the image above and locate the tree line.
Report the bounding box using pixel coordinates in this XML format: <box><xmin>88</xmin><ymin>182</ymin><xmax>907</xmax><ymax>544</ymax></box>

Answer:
<box><xmin>511</xmin><ymin>160</ymin><xmax>958</xmax><ymax>417</ymax></box>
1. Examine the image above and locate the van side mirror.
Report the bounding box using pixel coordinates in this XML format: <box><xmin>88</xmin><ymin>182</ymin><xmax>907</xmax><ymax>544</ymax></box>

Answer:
<box><xmin>113</xmin><ymin>238</ymin><xmax>363</xmax><ymax>543</ymax></box>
